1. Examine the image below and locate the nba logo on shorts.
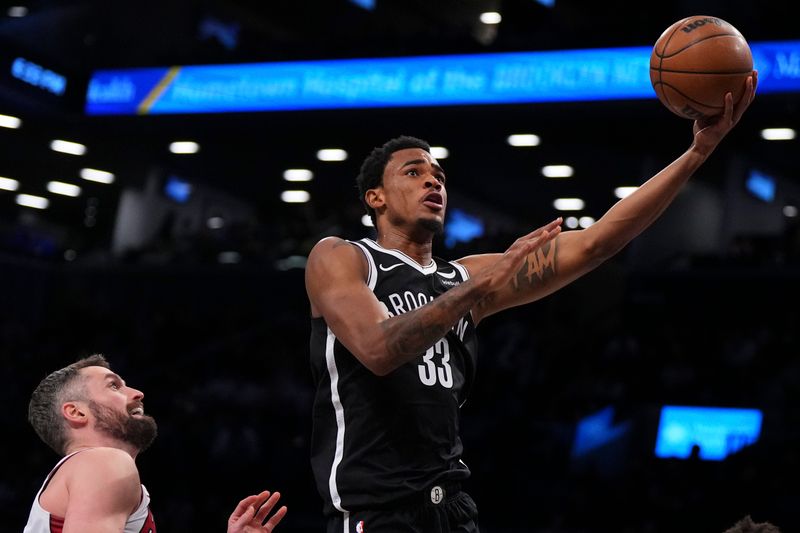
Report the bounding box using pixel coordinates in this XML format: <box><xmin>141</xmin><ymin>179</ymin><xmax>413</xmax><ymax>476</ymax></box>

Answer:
<box><xmin>356</xmin><ymin>520</ymin><xmax>365</xmax><ymax>532</ymax></box>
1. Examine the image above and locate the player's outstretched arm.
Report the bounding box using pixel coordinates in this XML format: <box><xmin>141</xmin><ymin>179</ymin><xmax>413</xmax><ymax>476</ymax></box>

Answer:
<box><xmin>227</xmin><ymin>491</ymin><xmax>287</xmax><ymax>533</ymax></box>
<box><xmin>306</xmin><ymin>220</ymin><xmax>560</xmax><ymax>375</ymax></box>
<box><xmin>460</xmin><ymin>73</ymin><xmax>757</xmax><ymax>324</ymax></box>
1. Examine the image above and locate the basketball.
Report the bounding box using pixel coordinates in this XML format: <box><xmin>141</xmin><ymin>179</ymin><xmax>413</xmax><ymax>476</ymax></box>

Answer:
<box><xmin>650</xmin><ymin>16</ymin><xmax>753</xmax><ymax>120</ymax></box>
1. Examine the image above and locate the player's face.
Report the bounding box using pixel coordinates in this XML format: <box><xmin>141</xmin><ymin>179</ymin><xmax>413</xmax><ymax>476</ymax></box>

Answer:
<box><xmin>81</xmin><ymin>366</ymin><xmax>158</xmax><ymax>452</ymax></box>
<box><xmin>379</xmin><ymin>148</ymin><xmax>447</xmax><ymax>234</ymax></box>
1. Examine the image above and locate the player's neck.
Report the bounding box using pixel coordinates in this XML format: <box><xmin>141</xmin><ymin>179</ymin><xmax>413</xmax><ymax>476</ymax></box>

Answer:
<box><xmin>376</xmin><ymin>227</ymin><xmax>433</xmax><ymax>266</ymax></box>
<box><xmin>67</xmin><ymin>435</ymin><xmax>139</xmax><ymax>459</ymax></box>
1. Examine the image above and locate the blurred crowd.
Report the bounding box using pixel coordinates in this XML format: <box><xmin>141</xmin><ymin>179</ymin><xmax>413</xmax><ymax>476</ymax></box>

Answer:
<box><xmin>2</xmin><ymin>214</ymin><xmax>799</xmax><ymax>532</ymax></box>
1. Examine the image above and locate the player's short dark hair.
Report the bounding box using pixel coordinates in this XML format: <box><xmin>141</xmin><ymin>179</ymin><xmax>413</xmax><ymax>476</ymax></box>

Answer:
<box><xmin>355</xmin><ymin>135</ymin><xmax>431</xmax><ymax>226</ymax></box>
<box><xmin>28</xmin><ymin>354</ymin><xmax>110</xmax><ymax>455</ymax></box>
<box><xmin>723</xmin><ymin>515</ymin><xmax>782</xmax><ymax>533</ymax></box>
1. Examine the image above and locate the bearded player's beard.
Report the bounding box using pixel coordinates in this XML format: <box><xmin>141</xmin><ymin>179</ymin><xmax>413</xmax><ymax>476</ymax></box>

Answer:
<box><xmin>89</xmin><ymin>400</ymin><xmax>158</xmax><ymax>453</ymax></box>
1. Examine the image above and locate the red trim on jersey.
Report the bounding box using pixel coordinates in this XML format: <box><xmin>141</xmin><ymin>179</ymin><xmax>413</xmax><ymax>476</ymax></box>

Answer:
<box><xmin>140</xmin><ymin>508</ymin><xmax>156</xmax><ymax>533</ymax></box>
<box><xmin>49</xmin><ymin>514</ymin><xmax>64</xmax><ymax>532</ymax></box>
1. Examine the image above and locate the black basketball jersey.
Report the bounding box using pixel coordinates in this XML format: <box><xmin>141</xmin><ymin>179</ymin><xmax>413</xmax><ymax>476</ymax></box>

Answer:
<box><xmin>310</xmin><ymin>237</ymin><xmax>479</xmax><ymax>517</ymax></box>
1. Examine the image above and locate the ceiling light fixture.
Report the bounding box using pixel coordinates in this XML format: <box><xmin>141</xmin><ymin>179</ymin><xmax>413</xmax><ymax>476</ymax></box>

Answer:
<box><xmin>0</xmin><ymin>114</ymin><xmax>22</xmax><ymax>129</ymax></box>
<box><xmin>8</xmin><ymin>6</ymin><xmax>28</xmax><ymax>17</ymax></box>
<box><xmin>281</xmin><ymin>190</ymin><xmax>310</xmax><ymax>203</ymax></box>
<box><xmin>507</xmin><ymin>134</ymin><xmax>540</xmax><ymax>147</ymax></box>
<box><xmin>0</xmin><ymin>177</ymin><xmax>20</xmax><ymax>191</ymax></box>
<box><xmin>479</xmin><ymin>12</ymin><xmax>502</xmax><ymax>24</ymax></box>
<box><xmin>553</xmin><ymin>198</ymin><xmax>584</xmax><ymax>211</ymax></box>
<box><xmin>316</xmin><ymin>149</ymin><xmax>348</xmax><ymax>161</ymax></box>
<box><xmin>16</xmin><ymin>193</ymin><xmax>49</xmax><ymax>209</ymax></box>
<box><xmin>169</xmin><ymin>141</ymin><xmax>200</xmax><ymax>154</ymax></box>
<box><xmin>47</xmin><ymin>181</ymin><xmax>82</xmax><ymax>197</ymax></box>
<box><xmin>614</xmin><ymin>186</ymin><xmax>638</xmax><ymax>199</ymax></box>
<box><xmin>283</xmin><ymin>169</ymin><xmax>314</xmax><ymax>182</ymax></box>
<box><xmin>430</xmin><ymin>146</ymin><xmax>449</xmax><ymax>159</ymax></box>
<box><xmin>50</xmin><ymin>139</ymin><xmax>86</xmax><ymax>156</ymax></box>
<box><xmin>760</xmin><ymin>128</ymin><xmax>796</xmax><ymax>141</ymax></box>
<box><xmin>542</xmin><ymin>165</ymin><xmax>574</xmax><ymax>178</ymax></box>
<box><xmin>80</xmin><ymin>168</ymin><xmax>115</xmax><ymax>184</ymax></box>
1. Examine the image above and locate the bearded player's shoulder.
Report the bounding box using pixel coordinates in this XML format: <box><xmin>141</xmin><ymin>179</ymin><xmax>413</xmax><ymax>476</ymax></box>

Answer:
<box><xmin>66</xmin><ymin>447</ymin><xmax>140</xmax><ymax>479</ymax></box>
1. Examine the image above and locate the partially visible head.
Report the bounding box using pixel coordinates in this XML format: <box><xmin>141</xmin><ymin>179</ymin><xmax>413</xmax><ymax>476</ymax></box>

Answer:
<box><xmin>28</xmin><ymin>354</ymin><xmax>157</xmax><ymax>455</ymax></box>
<box><xmin>723</xmin><ymin>515</ymin><xmax>782</xmax><ymax>533</ymax></box>
<box><xmin>356</xmin><ymin>135</ymin><xmax>431</xmax><ymax>226</ymax></box>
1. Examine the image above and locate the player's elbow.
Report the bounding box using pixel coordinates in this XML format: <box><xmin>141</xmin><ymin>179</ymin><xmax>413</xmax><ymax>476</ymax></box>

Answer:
<box><xmin>368</xmin><ymin>363</ymin><xmax>394</xmax><ymax>377</ymax></box>
<box><xmin>357</xmin><ymin>349</ymin><xmax>396</xmax><ymax>376</ymax></box>
<box><xmin>341</xmin><ymin>337</ymin><xmax>391</xmax><ymax>376</ymax></box>
<box><xmin>337</xmin><ymin>329</ymin><xmax>398</xmax><ymax>376</ymax></box>
<box><xmin>580</xmin><ymin>230</ymin><xmax>622</xmax><ymax>266</ymax></box>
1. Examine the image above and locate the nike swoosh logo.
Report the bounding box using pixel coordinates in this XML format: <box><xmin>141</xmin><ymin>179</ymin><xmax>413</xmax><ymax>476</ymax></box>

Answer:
<box><xmin>379</xmin><ymin>263</ymin><xmax>404</xmax><ymax>272</ymax></box>
<box><xmin>437</xmin><ymin>270</ymin><xmax>457</xmax><ymax>279</ymax></box>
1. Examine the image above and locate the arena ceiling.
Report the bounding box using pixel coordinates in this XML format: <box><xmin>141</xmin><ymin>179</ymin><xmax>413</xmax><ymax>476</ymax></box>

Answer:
<box><xmin>0</xmin><ymin>0</ymin><xmax>797</xmax><ymax>260</ymax></box>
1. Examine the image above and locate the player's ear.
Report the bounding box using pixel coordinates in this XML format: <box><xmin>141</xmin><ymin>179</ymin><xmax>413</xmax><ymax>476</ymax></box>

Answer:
<box><xmin>62</xmin><ymin>401</ymin><xmax>89</xmax><ymax>427</ymax></box>
<box><xmin>365</xmin><ymin>187</ymin><xmax>385</xmax><ymax>210</ymax></box>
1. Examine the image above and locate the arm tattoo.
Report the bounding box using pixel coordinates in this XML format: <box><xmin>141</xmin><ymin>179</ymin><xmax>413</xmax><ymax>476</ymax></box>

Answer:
<box><xmin>512</xmin><ymin>239</ymin><xmax>557</xmax><ymax>291</ymax></box>
<box><xmin>381</xmin><ymin>283</ymin><xmax>478</xmax><ymax>361</ymax></box>
<box><xmin>475</xmin><ymin>239</ymin><xmax>559</xmax><ymax>312</ymax></box>
<box><xmin>390</xmin><ymin>315</ymin><xmax>450</xmax><ymax>358</ymax></box>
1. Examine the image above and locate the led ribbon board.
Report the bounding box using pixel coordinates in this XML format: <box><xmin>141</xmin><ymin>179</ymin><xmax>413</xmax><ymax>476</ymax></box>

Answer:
<box><xmin>85</xmin><ymin>40</ymin><xmax>800</xmax><ymax>115</ymax></box>
<box><xmin>11</xmin><ymin>57</ymin><xmax>67</xmax><ymax>96</ymax></box>
<box><xmin>654</xmin><ymin>405</ymin><xmax>763</xmax><ymax>461</ymax></box>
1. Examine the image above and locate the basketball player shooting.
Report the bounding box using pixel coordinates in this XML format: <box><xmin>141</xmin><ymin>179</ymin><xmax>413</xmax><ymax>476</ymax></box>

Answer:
<box><xmin>305</xmin><ymin>72</ymin><xmax>757</xmax><ymax>532</ymax></box>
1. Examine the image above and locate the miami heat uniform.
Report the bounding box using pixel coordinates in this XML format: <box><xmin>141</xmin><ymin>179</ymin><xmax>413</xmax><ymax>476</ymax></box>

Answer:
<box><xmin>311</xmin><ymin>238</ymin><xmax>480</xmax><ymax>532</ymax></box>
<box><xmin>24</xmin><ymin>449</ymin><xmax>156</xmax><ymax>533</ymax></box>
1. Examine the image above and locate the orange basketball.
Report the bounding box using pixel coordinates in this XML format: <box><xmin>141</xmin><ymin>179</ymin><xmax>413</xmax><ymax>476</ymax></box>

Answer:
<box><xmin>650</xmin><ymin>16</ymin><xmax>753</xmax><ymax>120</ymax></box>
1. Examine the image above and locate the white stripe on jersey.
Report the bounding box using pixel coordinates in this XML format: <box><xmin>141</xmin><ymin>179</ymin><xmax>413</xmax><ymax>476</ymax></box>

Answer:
<box><xmin>350</xmin><ymin>241</ymin><xmax>378</xmax><ymax>290</ymax></box>
<box><xmin>451</xmin><ymin>260</ymin><xmax>470</xmax><ymax>281</ymax></box>
<box><xmin>326</xmin><ymin>327</ymin><xmax>348</xmax><ymax>515</ymax></box>
<box><xmin>450</xmin><ymin>260</ymin><xmax>476</xmax><ymax>324</ymax></box>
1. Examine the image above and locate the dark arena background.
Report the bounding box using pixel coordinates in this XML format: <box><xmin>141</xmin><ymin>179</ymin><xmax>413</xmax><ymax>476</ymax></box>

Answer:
<box><xmin>2</xmin><ymin>1</ymin><xmax>799</xmax><ymax>532</ymax></box>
